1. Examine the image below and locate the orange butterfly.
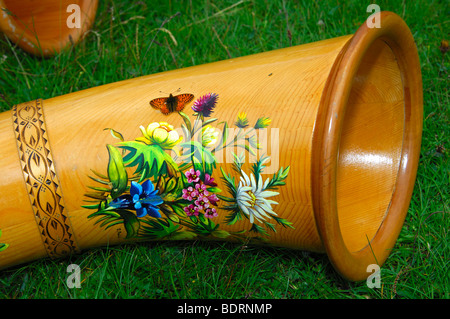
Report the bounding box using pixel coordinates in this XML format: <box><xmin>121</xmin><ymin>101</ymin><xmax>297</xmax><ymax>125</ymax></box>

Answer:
<box><xmin>150</xmin><ymin>93</ymin><xmax>194</xmax><ymax>115</ymax></box>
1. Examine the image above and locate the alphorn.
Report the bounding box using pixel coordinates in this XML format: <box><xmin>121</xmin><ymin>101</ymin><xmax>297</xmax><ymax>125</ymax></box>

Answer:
<box><xmin>0</xmin><ymin>12</ymin><xmax>422</xmax><ymax>281</ymax></box>
<box><xmin>0</xmin><ymin>0</ymin><xmax>98</xmax><ymax>57</ymax></box>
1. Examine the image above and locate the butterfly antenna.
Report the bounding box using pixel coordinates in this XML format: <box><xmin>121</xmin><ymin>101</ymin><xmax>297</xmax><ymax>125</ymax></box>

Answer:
<box><xmin>159</xmin><ymin>88</ymin><xmax>181</xmax><ymax>95</ymax></box>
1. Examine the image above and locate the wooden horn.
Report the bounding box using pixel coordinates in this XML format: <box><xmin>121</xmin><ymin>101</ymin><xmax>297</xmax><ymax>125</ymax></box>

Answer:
<box><xmin>0</xmin><ymin>12</ymin><xmax>422</xmax><ymax>281</ymax></box>
<box><xmin>0</xmin><ymin>0</ymin><xmax>98</xmax><ymax>57</ymax></box>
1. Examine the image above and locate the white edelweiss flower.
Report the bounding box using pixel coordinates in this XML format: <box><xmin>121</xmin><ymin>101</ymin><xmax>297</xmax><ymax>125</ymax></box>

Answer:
<box><xmin>236</xmin><ymin>170</ymin><xmax>279</xmax><ymax>224</ymax></box>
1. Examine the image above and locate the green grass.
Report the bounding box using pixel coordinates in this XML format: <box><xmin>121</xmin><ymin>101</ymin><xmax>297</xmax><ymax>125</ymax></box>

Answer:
<box><xmin>0</xmin><ymin>0</ymin><xmax>448</xmax><ymax>299</ymax></box>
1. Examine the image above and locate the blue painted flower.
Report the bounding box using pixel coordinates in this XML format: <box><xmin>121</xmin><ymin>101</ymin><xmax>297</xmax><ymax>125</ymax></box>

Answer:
<box><xmin>110</xmin><ymin>180</ymin><xmax>163</xmax><ymax>218</ymax></box>
<box><xmin>130</xmin><ymin>180</ymin><xmax>164</xmax><ymax>218</ymax></box>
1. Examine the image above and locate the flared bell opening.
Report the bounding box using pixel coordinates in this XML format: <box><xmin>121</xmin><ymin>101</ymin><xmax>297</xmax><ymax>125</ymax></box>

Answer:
<box><xmin>312</xmin><ymin>11</ymin><xmax>423</xmax><ymax>281</ymax></box>
<box><xmin>335</xmin><ymin>35</ymin><xmax>405</xmax><ymax>254</ymax></box>
<box><xmin>0</xmin><ymin>0</ymin><xmax>97</xmax><ymax>56</ymax></box>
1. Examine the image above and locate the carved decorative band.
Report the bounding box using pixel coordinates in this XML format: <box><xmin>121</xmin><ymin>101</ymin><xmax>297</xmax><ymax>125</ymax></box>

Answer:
<box><xmin>12</xmin><ymin>99</ymin><xmax>79</xmax><ymax>258</ymax></box>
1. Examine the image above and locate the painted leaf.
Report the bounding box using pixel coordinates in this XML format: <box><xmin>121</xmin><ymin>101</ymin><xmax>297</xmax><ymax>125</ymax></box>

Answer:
<box><xmin>106</xmin><ymin>144</ymin><xmax>128</xmax><ymax>199</ymax></box>
<box><xmin>104</xmin><ymin>128</ymin><xmax>124</xmax><ymax>141</ymax></box>
<box><xmin>120</xmin><ymin>142</ymin><xmax>179</xmax><ymax>180</ymax></box>
<box><xmin>0</xmin><ymin>229</ymin><xmax>8</xmax><ymax>252</ymax></box>
<box><xmin>117</xmin><ymin>210</ymin><xmax>140</xmax><ymax>239</ymax></box>
<box><xmin>170</xmin><ymin>231</ymin><xmax>197</xmax><ymax>240</ymax></box>
<box><xmin>212</xmin><ymin>230</ymin><xmax>230</xmax><ymax>238</ymax></box>
<box><xmin>165</xmin><ymin>177</ymin><xmax>177</xmax><ymax>193</ymax></box>
<box><xmin>207</xmin><ymin>187</ymin><xmax>221</xmax><ymax>193</ymax></box>
<box><xmin>201</xmin><ymin>118</ymin><xmax>218</xmax><ymax>128</ymax></box>
<box><xmin>178</xmin><ymin>111</ymin><xmax>192</xmax><ymax>135</ymax></box>
<box><xmin>140</xmin><ymin>218</ymin><xmax>180</xmax><ymax>239</ymax></box>
<box><xmin>172</xmin><ymin>203</ymin><xmax>187</xmax><ymax>217</ymax></box>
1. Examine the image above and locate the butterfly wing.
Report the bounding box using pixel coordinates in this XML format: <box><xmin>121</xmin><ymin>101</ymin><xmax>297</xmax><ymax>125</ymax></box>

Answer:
<box><xmin>175</xmin><ymin>93</ymin><xmax>194</xmax><ymax>112</ymax></box>
<box><xmin>150</xmin><ymin>93</ymin><xmax>194</xmax><ymax>115</ymax></box>
<box><xmin>150</xmin><ymin>97</ymin><xmax>171</xmax><ymax>115</ymax></box>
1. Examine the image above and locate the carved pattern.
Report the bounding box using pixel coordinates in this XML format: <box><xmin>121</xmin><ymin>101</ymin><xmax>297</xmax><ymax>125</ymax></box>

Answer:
<box><xmin>12</xmin><ymin>99</ymin><xmax>79</xmax><ymax>258</ymax></box>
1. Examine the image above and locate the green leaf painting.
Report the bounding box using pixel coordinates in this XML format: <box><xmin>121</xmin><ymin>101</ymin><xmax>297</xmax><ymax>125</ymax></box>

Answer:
<box><xmin>0</xmin><ymin>229</ymin><xmax>8</xmax><ymax>252</ymax></box>
<box><xmin>107</xmin><ymin>144</ymin><xmax>128</xmax><ymax>199</ymax></box>
<box><xmin>82</xmin><ymin>93</ymin><xmax>294</xmax><ymax>243</ymax></box>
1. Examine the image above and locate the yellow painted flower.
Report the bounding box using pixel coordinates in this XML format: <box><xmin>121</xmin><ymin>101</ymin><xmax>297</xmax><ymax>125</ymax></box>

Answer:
<box><xmin>136</xmin><ymin>122</ymin><xmax>182</xmax><ymax>149</ymax></box>
<box><xmin>235</xmin><ymin>112</ymin><xmax>249</xmax><ymax>128</ymax></box>
<box><xmin>201</xmin><ymin>125</ymin><xmax>219</xmax><ymax>147</ymax></box>
<box><xmin>254</xmin><ymin>117</ymin><xmax>271</xmax><ymax>129</ymax></box>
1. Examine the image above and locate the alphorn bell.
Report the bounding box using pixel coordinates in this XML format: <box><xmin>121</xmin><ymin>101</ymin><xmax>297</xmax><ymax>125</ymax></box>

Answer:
<box><xmin>0</xmin><ymin>12</ymin><xmax>422</xmax><ymax>281</ymax></box>
<box><xmin>0</xmin><ymin>0</ymin><xmax>98</xmax><ymax>57</ymax></box>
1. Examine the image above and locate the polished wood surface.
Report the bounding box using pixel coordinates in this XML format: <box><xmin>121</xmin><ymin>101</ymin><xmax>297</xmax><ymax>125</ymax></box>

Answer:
<box><xmin>0</xmin><ymin>0</ymin><xmax>98</xmax><ymax>56</ymax></box>
<box><xmin>0</xmin><ymin>12</ymin><xmax>422</xmax><ymax>281</ymax></box>
<box><xmin>311</xmin><ymin>11</ymin><xmax>423</xmax><ymax>280</ymax></box>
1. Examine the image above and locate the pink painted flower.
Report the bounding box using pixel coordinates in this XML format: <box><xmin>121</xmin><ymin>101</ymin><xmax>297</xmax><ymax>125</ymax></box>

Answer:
<box><xmin>182</xmin><ymin>186</ymin><xmax>198</xmax><ymax>201</ymax></box>
<box><xmin>207</xmin><ymin>193</ymin><xmax>219</xmax><ymax>206</ymax></box>
<box><xmin>185</xmin><ymin>168</ymin><xmax>201</xmax><ymax>183</ymax></box>
<box><xmin>184</xmin><ymin>204</ymin><xmax>199</xmax><ymax>217</ymax></box>
<box><xmin>194</xmin><ymin>197</ymin><xmax>210</xmax><ymax>210</ymax></box>
<box><xmin>204</xmin><ymin>207</ymin><xmax>218</xmax><ymax>218</ymax></box>
<box><xmin>204</xmin><ymin>173</ymin><xmax>217</xmax><ymax>186</ymax></box>
<box><xmin>195</xmin><ymin>182</ymin><xmax>209</xmax><ymax>198</ymax></box>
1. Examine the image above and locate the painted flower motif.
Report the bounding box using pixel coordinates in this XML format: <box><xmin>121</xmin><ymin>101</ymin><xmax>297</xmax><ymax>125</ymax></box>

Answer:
<box><xmin>136</xmin><ymin>122</ymin><xmax>182</xmax><ymax>149</ymax></box>
<box><xmin>204</xmin><ymin>207</ymin><xmax>218</xmax><ymax>219</ymax></box>
<box><xmin>184</xmin><ymin>204</ymin><xmax>199</xmax><ymax>217</ymax></box>
<box><xmin>194</xmin><ymin>197</ymin><xmax>210</xmax><ymax>210</ymax></box>
<box><xmin>130</xmin><ymin>180</ymin><xmax>164</xmax><ymax>218</ymax></box>
<box><xmin>185</xmin><ymin>168</ymin><xmax>201</xmax><ymax>183</ymax></box>
<box><xmin>207</xmin><ymin>193</ymin><xmax>219</xmax><ymax>206</ymax></box>
<box><xmin>236</xmin><ymin>170</ymin><xmax>279</xmax><ymax>224</ymax></box>
<box><xmin>254</xmin><ymin>117</ymin><xmax>271</xmax><ymax>129</ymax></box>
<box><xmin>181</xmin><ymin>173</ymin><xmax>220</xmax><ymax>217</ymax></box>
<box><xmin>235</xmin><ymin>112</ymin><xmax>249</xmax><ymax>128</ymax></box>
<box><xmin>182</xmin><ymin>186</ymin><xmax>198</xmax><ymax>201</ymax></box>
<box><xmin>110</xmin><ymin>180</ymin><xmax>163</xmax><ymax>218</ymax></box>
<box><xmin>194</xmin><ymin>182</ymin><xmax>209</xmax><ymax>198</ymax></box>
<box><xmin>204</xmin><ymin>173</ymin><xmax>217</xmax><ymax>186</ymax></box>
<box><xmin>201</xmin><ymin>125</ymin><xmax>219</xmax><ymax>148</ymax></box>
<box><xmin>192</xmin><ymin>93</ymin><xmax>218</xmax><ymax>118</ymax></box>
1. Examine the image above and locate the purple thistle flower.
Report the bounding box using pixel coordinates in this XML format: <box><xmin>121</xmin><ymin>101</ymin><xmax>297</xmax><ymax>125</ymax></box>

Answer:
<box><xmin>204</xmin><ymin>207</ymin><xmax>218</xmax><ymax>219</ymax></box>
<box><xmin>191</xmin><ymin>93</ymin><xmax>218</xmax><ymax>118</ymax></box>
